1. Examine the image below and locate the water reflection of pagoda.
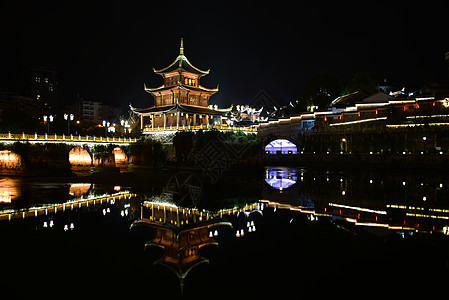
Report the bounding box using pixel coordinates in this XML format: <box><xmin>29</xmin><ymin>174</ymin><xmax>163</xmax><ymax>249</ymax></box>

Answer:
<box><xmin>130</xmin><ymin>202</ymin><xmax>232</xmax><ymax>293</ymax></box>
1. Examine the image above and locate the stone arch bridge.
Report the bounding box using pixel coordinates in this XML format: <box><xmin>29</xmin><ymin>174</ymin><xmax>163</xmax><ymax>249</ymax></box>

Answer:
<box><xmin>257</xmin><ymin>118</ymin><xmax>305</xmax><ymax>153</ymax></box>
<box><xmin>0</xmin><ymin>132</ymin><xmax>135</xmax><ymax>174</ymax></box>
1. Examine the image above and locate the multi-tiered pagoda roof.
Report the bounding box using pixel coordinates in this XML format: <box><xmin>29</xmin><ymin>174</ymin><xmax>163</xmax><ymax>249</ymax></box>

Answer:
<box><xmin>131</xmin><ymin>39</ymin><xmax>230</xmax><ymax>132</ymax></box>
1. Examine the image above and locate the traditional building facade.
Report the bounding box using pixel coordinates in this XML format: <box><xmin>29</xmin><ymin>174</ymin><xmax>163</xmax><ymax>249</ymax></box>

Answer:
<box><xmin>131</xmin><ymin>39</ymin><xmax>231</xmax><ymax>132</ymax></box>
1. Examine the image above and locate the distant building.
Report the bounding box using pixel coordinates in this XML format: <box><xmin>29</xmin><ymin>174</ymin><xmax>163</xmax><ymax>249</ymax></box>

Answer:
<box><xmin>28</xmin><ymin>66</ymin><xmax>58</xmax><ymax>115</ymax></box>
<box><xmin>376</xmin><ymin>79</ymin><xmax>405</xmax><ymax>96</ymax></box>
<box><xmin>248</xmin><ymin>89</ymin><xmax>279</xmax><ymax>120</ymax></box>
<box><xmin>445</xmin><ymin>52</ymin><xmax>449</xmax><ymax>78</ymax></box>
<box><xmin>65</xmin><ymin>96</ymin><xmax>122</xmax><ymax>127</ymax></box>
<box><xmin>78</xmin><ymin>99</ymin><xmax>102</xmax><ymax>126</ymax></box>
<box><xmin>259</xmin><ymin>83</ymin><xmax>449</xmax><ymax>135</ymax></box>
<box><xmin>0</xmin><ymin>92</ymin><xmax>42</xmax><ymax>118</ymax></box>
<box><xmin>102</xmin><ymin>103</ymin><xmax>122</xmax><ymax>123</ymax></box>
<box><xmin>230</xmin><ymin>105</ymin><xmax>265</xmax><ymax>126</ymax></box>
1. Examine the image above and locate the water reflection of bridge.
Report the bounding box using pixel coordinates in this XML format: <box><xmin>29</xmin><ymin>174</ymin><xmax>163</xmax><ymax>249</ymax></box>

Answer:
<box><xmin>2</xmin><ymin>181</ymin><xmax>449</xmax><ymax>237</ymax></box>
<box><xmin>262</xmin><ymin>165</ymin><xmax>449</xmax><ymax>235</ymax></box>
<box><xmin>0</xmin><ymin>191</ymin><xmax>136</xmax><ymax>221</ymax></box>
<box><xmin>260</xmin><ymin>198</ymin><xmax>449</xmax><ymax>236</ymax></box>
<box><xmin>130</xmin><ymin>194</ymin><xmax>449</xmax><ymax>296</ymax></box>
<box><xmin>3</xmin><ymin>174</ymin><xmax>449</xmax><ymax>296</ymax></box>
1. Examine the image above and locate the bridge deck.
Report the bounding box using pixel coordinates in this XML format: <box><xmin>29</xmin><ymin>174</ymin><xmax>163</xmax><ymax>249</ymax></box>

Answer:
<box><xmin>0</xmin><ymin>133</ymin><xmax>136</xmax><ymax>145</ymax></box>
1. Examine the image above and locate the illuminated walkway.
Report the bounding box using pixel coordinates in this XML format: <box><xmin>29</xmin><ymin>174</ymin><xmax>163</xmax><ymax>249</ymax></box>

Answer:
<box><xmin>142</xmin><ymin>124</ymin><xmax>257</xmax><ymax>133</ymax></box>
<box><xmin>0</xmin><ymin>132</ymin><xmax>136</xmax><ymax>145</ymax></box>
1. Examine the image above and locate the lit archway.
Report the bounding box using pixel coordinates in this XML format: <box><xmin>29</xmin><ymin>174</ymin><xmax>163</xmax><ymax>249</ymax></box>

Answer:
<box><xmin>0</xmin><ymin>150</ymin><xmax>24</xmax><ymax>174</ymax></box>
<box><xmin>113</xmin><ymin>147</ymin><xmax>128</xmax><ymax>166</ymax></box>
<box><xmin>265</xmin><ymin>139</ymin><xmax>297</xmax><ymax>154</ymax></box>
<box><xmin>69</xmin><ymin>147</ymin><xmax>92</xmax><ymax>166</ymax></box>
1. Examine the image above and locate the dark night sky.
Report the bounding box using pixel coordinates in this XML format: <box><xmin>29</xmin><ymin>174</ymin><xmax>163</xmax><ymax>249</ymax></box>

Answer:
<box><xmin>1</xmin><ymin>1</ymin><xmax>448</xmax><ymax>111</ymax></box>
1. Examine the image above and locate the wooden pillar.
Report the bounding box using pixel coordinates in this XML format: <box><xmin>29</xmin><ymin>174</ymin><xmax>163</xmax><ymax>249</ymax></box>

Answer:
<box><xmin>163</xmin><ymin>113</ymin><xmax>166</xmax><ymax>131</ymax></box>
<box><xmin>193</xmin><ymin>113</ymin><xmax>197</xmax><ymax>127</ymax></box>
<box><xmin>176</xmin><ymin>111</ymin><xmax>180</xmax><ymax>129</ymax></box>
<box><xmin>151</xmin><ymin>114</ymin><xmax>154</xmax><ymax>131</ymax></box>
<box><xmin>140</xmin><ymin>115</ymin><xmax>143</xmax><ymax>131</ymax></box>
<box><xmin>151</xmin><ymin>203</ymin><xmax>154</xmax><ymax>220</ymax></box>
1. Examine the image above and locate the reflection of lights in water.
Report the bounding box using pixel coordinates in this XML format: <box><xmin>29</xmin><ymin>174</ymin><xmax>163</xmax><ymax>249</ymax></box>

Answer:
<box><xmin>68</xmin><ymin>183</ymin><xmax>91</xmax><ymax>197</ymax></box>
<box><xmin>265</xmin><ymin>167</ymin><xmax>297</xmax><ymax>190</ymax></box>
<box><xmin>69</xmin><ymin>147</ymin><xmax>91</xmax><ymax>166</ymax></box>
<box><xmin>0</xmin><ymin>177</ymin><xmax>21</xmax><ymax>203</ymax></box>
<box><xmin>265</xmin><ymin>139</ymin><xmax>298</xmax><ymax>154</ymax></box>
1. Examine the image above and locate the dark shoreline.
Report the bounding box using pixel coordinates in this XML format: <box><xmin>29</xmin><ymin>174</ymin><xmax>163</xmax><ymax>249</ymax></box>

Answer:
<box><xmin>5</xmin><ymin>158</ymin><xmax>449</xmax><ymax>185</ymax></box>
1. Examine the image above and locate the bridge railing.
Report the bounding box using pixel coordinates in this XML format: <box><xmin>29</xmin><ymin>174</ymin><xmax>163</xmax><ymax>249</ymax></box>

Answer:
<box><xmin>0</xmin><ymin>132</ymin><xmax>137</xmax><ymax>144</ymax></box>
<box><xmin>142</xmin><ymin>124</ymin><xmax>257</xmax><ymax>133</ymax></box>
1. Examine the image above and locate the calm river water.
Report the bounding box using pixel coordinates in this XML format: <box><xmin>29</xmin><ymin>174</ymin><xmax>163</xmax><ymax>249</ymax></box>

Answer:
<box><xmin>1</xmin><ymin>166</ymin><xmax>449</xmax><ymax>298</ymax></box>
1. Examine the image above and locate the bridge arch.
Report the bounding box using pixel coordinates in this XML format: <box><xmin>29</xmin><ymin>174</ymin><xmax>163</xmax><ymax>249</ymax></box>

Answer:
<box><xmin>264</xmin><ymin>138</ymin><xmax>298</xmax><ymax>154</ymax></box>
<box><xmin>69</xmin><ymin>147</ymin><xmax>92</xmax><ymax>166</ymax></box>
<box><xmin>0</xmin><ymin>150</ymin><xmax>25</xmax><ymax>174</ymax></box>
<box><xmin>91</xmin><ymin>145</ymin><xmax>129</xmax><ymax>168</ymax></box>
<box><xmin>0</xmin><ymin>142</ymin><xmax>131</xmax><ymax>174</ymax></box>
<box><xmin>113</xmin><ymin>146</ymin><xmax>128</xmax><ymax>166</ymax></box>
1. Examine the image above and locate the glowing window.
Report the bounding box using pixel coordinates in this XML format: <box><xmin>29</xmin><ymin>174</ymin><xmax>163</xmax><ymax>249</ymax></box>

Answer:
<box><xmin>265</xmin><ymin>139</ymin><xmax>297</xmax><ymax>154</ymax></box>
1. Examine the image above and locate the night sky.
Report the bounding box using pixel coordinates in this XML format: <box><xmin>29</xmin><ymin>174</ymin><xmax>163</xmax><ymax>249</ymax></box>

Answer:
<box><xmin>1</xmin><ymin>1</ymin><xmax>448</xmax><ymax>111</ymax></box>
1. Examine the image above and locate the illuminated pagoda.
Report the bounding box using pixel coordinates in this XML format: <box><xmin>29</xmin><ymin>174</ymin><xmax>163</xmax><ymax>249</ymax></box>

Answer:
<box><xmin>131</xmin><ymin>39</ymin><xmax>231</xmax><ymax>132</ymax></box>
<box><xmin>130</xmin><ymin>203</ymin><xmax>232</xmax><ymax>294</ymax></box>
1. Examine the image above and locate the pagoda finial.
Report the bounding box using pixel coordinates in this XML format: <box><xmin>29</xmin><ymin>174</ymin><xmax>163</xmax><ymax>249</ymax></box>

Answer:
<box><xmin>180</xmin><ymin>38</ymin><xmax>184</xmax><ymax>55</ymax></box>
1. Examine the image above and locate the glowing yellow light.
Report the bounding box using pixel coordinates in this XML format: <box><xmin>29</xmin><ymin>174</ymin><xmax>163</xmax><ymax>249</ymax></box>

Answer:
<box><xmin>69</xmin><ymin>147</ymin><xmax>91</xmax><ymax>166</ymax></box>
<box><xmin>0</xmin><ymin>150</ymin><xmax>23</xmax><ymax>172</ymax></box>
<box><xmin>443</xmin><ymin>98</ymin><xmax>449</xmax><ymax>107</ymax></box>
<box><xmin>113</xmin><ymin>147</ymin><xmax>127</xmax><ymax>165</ymax></box>
<box><xmin>68</xmin><ymin>183</ymin><xmax>91</xmax><ymax>197</ymax></box>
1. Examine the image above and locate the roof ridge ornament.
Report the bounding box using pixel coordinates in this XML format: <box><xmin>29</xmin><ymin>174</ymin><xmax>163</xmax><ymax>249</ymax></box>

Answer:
<box><xmin>180</xmin><ymin>38</ymin><xmax>184</xmax><ymax>55</ymax></box>
<box><xmin>152</xmin><ymin>39</ymin><xmax>210</xmax><ymax>76</ymax></box>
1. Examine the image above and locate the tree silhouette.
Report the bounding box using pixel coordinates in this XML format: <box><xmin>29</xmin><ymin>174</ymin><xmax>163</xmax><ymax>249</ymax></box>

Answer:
<box><xmin>345</xmin><ymin>72</ymin><xmax>377</xmax><ymax>95</ymax></box>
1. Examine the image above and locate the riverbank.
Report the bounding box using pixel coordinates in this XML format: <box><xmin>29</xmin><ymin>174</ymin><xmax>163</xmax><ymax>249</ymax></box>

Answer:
<box><xmin>262</xmin><ymin>152</ymin><xmax>449</xmax><ymax>172</ymax></box>
<box><xmin>10</xmin><ymin>155</ymin><xmax>449</xmax><ymax>190</ymax></box>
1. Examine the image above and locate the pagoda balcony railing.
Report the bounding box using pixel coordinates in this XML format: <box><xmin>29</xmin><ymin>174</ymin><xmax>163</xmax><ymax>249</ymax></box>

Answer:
<box><xmin>142</xmin><ymin>124</ymin><xmax>257</xmax><ymax>133</ymax></box>
<box><xmin>0</xmin><ymin>132</ymin><xmax>136</xmax><ymax>144</ymax></box>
